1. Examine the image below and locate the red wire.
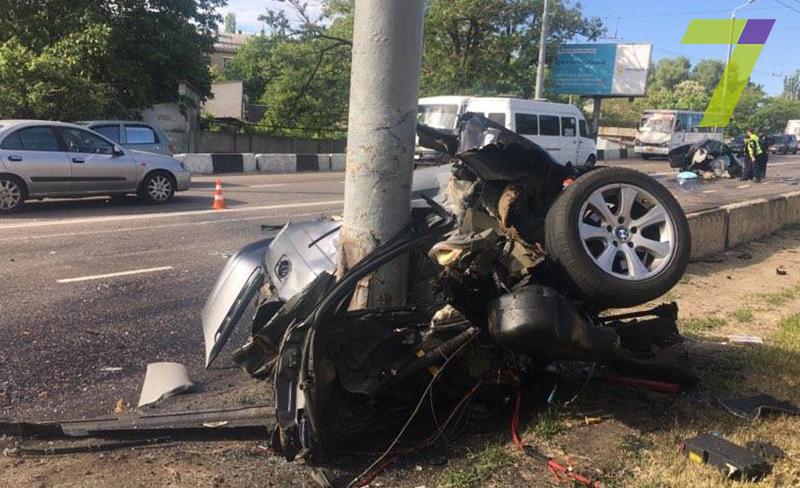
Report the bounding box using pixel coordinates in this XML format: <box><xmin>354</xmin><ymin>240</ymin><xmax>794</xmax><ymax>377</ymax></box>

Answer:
<box><xmin>511</xmin><ymin>390</ymin><xmax>524</xmax><ymax>450</ymax></box>
<box><xmin>355</xmin><ymin>381</ymin><xmax>484</xmax><ymax>488</ymax></box>
<box><xmin>510</xmin><ymin>390</ymin><xmax>601</xmax><ymax>488</ymax></box>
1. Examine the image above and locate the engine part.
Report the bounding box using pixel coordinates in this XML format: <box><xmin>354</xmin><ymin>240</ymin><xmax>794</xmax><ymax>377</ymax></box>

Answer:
<box><xmin>487</xmin><ymin>286</ymin><xmax>620</xmax><ymax>361</ymax></box>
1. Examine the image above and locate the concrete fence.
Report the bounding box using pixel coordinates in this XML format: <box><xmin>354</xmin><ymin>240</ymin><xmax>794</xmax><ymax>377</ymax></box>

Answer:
<box><xmin>197</xmin><ymin>131</ymin><xmax>346</xmax><ymax>155</ymax></box>
<box><xmin>174</xmin><ymin>153</ymin><xmax>346</xmax><ymax>175</ymax></box>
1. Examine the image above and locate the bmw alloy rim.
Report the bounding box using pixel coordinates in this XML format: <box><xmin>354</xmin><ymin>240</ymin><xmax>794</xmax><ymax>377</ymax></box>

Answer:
<box><xmin>577</xmin><ymin>183</ymin><xmax>676</xmax><ymax>281</ymax></box>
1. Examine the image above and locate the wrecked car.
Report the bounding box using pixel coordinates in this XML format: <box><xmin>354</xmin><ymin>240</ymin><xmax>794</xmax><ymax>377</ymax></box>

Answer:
<box><xmin>669</xmin><ymin>138</ymin><xmax>743</xmax><ymax>179</ymax></box>
<box><xmin>202</xmin><ymin>113</ymin><xmax>693</xmax><ymax>464</ymax></box>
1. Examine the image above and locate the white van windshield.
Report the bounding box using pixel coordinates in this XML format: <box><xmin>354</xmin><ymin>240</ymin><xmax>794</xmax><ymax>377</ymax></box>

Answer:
<box><xmin>418</xmin><ymin>104</ymin><xmax>460</xmax><ymax>130</ymax></box>
<box><xmin>639</xmin><ymin>113</ymin><xmax>675</xmax><ymax>134</ymax></box>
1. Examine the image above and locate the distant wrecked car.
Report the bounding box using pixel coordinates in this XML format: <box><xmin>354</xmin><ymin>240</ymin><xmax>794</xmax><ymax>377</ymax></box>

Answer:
<box><xmin>668</xmin><ymin>139</ymin><xmax>743</xmax><ymax>179</ymax></box>
<box><xmin>202</xmin><ymin>114</ymin><xmax>693</xmax><ymax>465</ymax></box>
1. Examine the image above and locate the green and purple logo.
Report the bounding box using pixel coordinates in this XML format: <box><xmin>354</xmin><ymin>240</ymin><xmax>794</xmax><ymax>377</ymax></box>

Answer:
<box><xmin>682</xmin><ymin>19</ymin><xmax>775</xmax><ymax>127</ymax></box>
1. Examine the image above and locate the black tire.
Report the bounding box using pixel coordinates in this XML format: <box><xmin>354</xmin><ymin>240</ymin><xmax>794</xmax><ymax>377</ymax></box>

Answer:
<box><xmin>139</xmin><ymin>171</ymin><xmax>175</xmax><ymax>204</ymax></box>
<box><xmin>544</xmin><ymin>167</ymin><xmax>691</xmax><ymax>309</ymax></box>
<box><xmin>0</xmin><ymin>175</ymin><xmax>27</xmax><ymax>214</ymax></box>
<box><xmin>640</xmin><ymin>154</ymin><xmax>651</xmax><ymax>160</ymax></box>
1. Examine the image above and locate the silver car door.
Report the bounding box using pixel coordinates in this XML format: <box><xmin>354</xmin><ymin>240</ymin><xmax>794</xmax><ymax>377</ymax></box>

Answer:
<box><xmin>0</xmin><ymin>126</ymin><xmax>71</xmax><ymax>194</ymax></box>
<box><xmin>59</xmin><ymin>127</ymin><xmax>136</xmax><ymax>193</ymax></box>
<box><xmin>124</xmin><ymin>124</ymin><xmax>162</xmax><ymax>155</ymax></box>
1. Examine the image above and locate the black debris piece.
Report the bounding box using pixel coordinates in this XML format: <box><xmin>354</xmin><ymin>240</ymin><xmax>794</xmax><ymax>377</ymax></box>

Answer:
<box><xmin>719</xmin><ymin>394</ymin><xmax>800</xmax><ymax>421</ymax></box>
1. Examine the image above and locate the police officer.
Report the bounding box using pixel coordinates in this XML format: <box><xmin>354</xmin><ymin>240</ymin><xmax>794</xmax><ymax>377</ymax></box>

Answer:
<box><xmin>745</xmin><ymin>129</ymin><xmax>766</xmax><ymax>183</ymax></box>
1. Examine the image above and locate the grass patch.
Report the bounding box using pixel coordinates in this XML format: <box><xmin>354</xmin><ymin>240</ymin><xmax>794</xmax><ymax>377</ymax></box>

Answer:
<box><xmin>529</xmin><ymin>407</ymin><xmax>563</xmax><ymax>439</ymax></box>
<box><xmin>756</xmin><ymin>282</ymin><xmax>800</xmax><ymax>307</ymax></box>
<box><xmin>679</xmin><ymin>316</ymin><xmax>726</xmax><ymax>333</ymax></box>
<box><xmin>732</xmin><ymin>306</ymin><xmax>754</xmax><ymax>323</ymax></box>
<box><xmin>437</xmin><ymin>444</ymin><xmax>511</xmax><ymax>488</ymax></box>
<box><xmin>777</xmin><ymin>313</ymin><xmax>800</xmax><ymax>348</ymax></box>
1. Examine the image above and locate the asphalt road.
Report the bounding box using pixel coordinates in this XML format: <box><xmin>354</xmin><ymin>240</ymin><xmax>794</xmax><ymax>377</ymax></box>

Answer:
<box><xmin>2</xmin><ymin>155</ymin><xmax>799</xmax><ymax>421</ymax></box>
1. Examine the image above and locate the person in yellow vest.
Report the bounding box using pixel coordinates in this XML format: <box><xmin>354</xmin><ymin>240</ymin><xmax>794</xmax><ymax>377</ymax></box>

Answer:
<box><xmin>745</xmin><ymin>129</ymin><xmax>767</xmax><ymax>183</ymax></box>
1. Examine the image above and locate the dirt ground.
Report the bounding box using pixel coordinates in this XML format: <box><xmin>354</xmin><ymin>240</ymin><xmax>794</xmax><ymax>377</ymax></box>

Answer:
<box><xmin>3</xmin><ymin>225</ymin><xmax>800</xmax><ymax>488</ymax></box>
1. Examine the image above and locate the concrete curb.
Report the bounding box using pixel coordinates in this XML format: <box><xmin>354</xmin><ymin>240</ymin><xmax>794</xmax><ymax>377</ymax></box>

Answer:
<box><xmin>688</xmin><ymin>192</ymin><xmax>800</xmax><ymax>259</ymax></box>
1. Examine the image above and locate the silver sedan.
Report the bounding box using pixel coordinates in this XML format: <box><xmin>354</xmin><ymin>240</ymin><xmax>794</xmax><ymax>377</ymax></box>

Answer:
<box><xmin>0</xmin><ymin>120</ymin><xmax>191</xmax><ymax>213</ymax></box>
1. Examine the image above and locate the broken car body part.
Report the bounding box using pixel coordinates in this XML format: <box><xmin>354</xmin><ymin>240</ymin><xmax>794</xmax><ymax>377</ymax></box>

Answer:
<box><xmin>719</xmin><ymin>394</ymin><xmax>800</xmax><ymax>421</ymax></box>
<box><xmin>0</xmin><ymin>405</ymin><xmax>275</xmax><ymax>440</ymax></box>
<box><xmin>199</xmin><ymin>113</ymin><xmax>694</xmax><ymax>463</ymax></box>
<box><xmin>136</xmin><ymin>362</ymin><xmax>195</xmax><ymax>408</ymax></box>
<box><xmin>682</xmin><ymin>434</ymin><xmax>771</xmax><ymax>481</ymax></box>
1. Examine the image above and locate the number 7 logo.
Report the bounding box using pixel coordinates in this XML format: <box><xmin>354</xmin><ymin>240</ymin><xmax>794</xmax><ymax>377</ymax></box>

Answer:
<box><xmin>682</xmin><ymin>19</ymin><xmax>775</xmax><ymax>127</ymax></box>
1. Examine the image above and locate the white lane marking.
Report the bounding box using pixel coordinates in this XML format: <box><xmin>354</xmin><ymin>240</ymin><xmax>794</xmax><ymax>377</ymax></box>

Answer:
<box><xmin>57</xmin><ymin>266</ymin><xmax>174</xmax><ymax>284</ymax></box>
<box><xmin>0</xmin><ymin>200</ymin><xmax>344</xmax><ymax>231</ymax></box>
<box><xmin>249</xmin><ymin>184</ymin><xmax>288</xmax><ymax>188</ymax></box>
<box><xmin>0</xmin><ymin>210</ymin><xmax>341</xmax><ymax>243</ymax></box>
<box><xmin>650</xmin><ymin>172</ymin><xmax>673</xmax><ymax>177</ymax></box>
<box><xmin>702</xmin><ymin>190</ymin><xmax>717</xmax><ymax>194</ymax></box>
<box><xmin>737</xmin><ymin>184</ymin><xmax>751</xmax><ymax>189</ymax></box>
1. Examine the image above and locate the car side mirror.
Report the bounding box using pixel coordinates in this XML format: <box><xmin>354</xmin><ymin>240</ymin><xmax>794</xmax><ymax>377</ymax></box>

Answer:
<box><xmin>113</xmin><ymin>145</ymin><xmax>125</xmax><ymax>157</ymax></box>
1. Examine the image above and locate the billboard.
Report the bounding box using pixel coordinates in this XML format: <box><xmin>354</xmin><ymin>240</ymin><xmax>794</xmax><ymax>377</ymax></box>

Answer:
<box><xmin>552</xmin><ymin>43</ymin><xmax>652</xmax><ymax>97</ymax></box>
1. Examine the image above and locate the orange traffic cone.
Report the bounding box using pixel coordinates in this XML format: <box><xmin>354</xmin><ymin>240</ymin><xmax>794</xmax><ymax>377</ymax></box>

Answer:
<box><xmin>212</xmin><ymin>178</ymin><xmax>227</xmax><ymax>210</ymax></box>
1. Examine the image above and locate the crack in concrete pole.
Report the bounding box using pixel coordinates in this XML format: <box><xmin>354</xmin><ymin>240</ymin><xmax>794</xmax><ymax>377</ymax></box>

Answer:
<box><xmin>338</xmin><ymin>0</ymin><xmax>426</xmax><ymax>309</ymax></box>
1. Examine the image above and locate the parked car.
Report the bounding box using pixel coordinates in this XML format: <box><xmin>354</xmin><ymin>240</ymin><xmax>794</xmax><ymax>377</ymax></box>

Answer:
<box><xmin>769</xmin><ymin>134</ymin><xmax>798</xmax><ymax>155</ymax></box>
<box><xmin>79</xmin><ymin>120</ymin><xmax>175</xmax><ymax>155</ymax></box>
<box><xmin>728</xmin><ymin>135</ymin><xmax>746</xmax><ymax>155</ymax></box>
<box><xmin>0</xmin><ymin>120</ymin><xmax>191</xmax><ymax>213</ymax></box>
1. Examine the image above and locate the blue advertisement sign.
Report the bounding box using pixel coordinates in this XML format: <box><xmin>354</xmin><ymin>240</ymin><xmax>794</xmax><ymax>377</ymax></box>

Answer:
<box><xmin>552</xmin><ymin>43</ymin><xmax>651</xmax><ymax>97</ymax></box>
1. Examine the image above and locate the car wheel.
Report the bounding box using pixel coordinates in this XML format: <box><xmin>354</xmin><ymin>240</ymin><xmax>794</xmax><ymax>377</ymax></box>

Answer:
<box><xmin>140</xmin><ymin>172</ymin><xmax>175</xmax><ymax>204</ymax></box>
<box><xmin>544</xmin><ymin>167</ymin><xmax>691</xmax><ymax>309</ymax></box>
<box><xmin>0</xmin><ymin>175</ymin><xmax>26</xmax><ymax>214</ymax></box>
<box><xmin>641</xmin><ymin>154</ymin><xmax>652</xmax><ymax>160</ymax></box>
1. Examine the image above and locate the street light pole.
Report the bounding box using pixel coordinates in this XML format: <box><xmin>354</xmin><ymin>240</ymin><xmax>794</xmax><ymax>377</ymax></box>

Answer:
<box><xmin>723</xmin><ymin>0</ymin><xmax>757</xmax><ymax>120</ymax></box>
<box><xmin>534</xmin><ymin>0</ymin><xmax>550</xmax><ymax>100</ymax></box>
<box><xmin>338</xmin><ymin>0</ymin><xmax>426</xmax><ymax>309</ymax></box>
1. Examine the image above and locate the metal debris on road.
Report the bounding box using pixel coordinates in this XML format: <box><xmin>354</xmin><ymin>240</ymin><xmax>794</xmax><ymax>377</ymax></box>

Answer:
<box><xmin>136</xmin><ymin>362</ymin><xmax>195</xmax><ymax>408</ymax></box>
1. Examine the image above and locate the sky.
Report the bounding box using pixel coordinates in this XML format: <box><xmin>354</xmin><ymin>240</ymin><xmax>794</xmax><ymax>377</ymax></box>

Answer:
<box><xmin>221</xmin><ymin>0</ymin><xmax>800</xmax><ymax>96</ymax></box>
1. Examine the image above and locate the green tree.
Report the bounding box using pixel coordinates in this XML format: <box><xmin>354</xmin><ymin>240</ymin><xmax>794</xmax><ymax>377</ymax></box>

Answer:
<box><xmin>227</xmin><ymin>0</ymin><xmax>603</xmax><ymax>135</ymax></box>
<box><xmin>421</xmin><ymin>0</ymin><xmax>604</xmax><ymax>97</ymax></box>
<box><xmin>224</xmin><ymin>13</ymin><xmax>237</xmax><ymax>34</ymax></box>
<box><xmin>728</xmin><ymin>83</ymin><xmax>767</xmax><ymax>135</ymax></box>
<box><xmin>746</xmin><ymin>97</ymin><xmax>800</xmax><ymax>134</ymax></box>
<box><xmin>650</xmin><ymin>56</ymin><xmax>691</xmax><ymax>91</ymax></box>
<box><xmin>0</xmin><ymin>0</ymin><xmax>223</xmax><ymax>120</ymax></box>
<box><xmin>648</xmin><ymin>80</ymin><xmax>710</xmax><ymax>112</ymax></box>
<box><xmin>692</xmin><ymin>59</ymin><xmax>725</xmax><ymax>94</ymax></box>
<box><xmin>783</xmin><ymin>70</ymin><xmax>800</xmax><ymax>101</ymax></box>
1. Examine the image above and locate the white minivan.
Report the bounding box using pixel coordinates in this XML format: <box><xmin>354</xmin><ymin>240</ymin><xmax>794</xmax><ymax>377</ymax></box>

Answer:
<box><xmin>417</xmin><ymin>96</ymin><xmax>597</xmax><ymax>167</ymax></box>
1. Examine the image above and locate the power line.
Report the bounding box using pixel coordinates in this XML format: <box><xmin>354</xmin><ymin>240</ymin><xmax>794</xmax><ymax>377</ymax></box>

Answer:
<box><xmin>774</xmin><ymin>0</ymin><xmax>800</xmax><ymax>15</ymax></box>
<box><xmin>612</xmin><ymin>6</ymin><xmax>784</xmax><ymax>20</ymax></box>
